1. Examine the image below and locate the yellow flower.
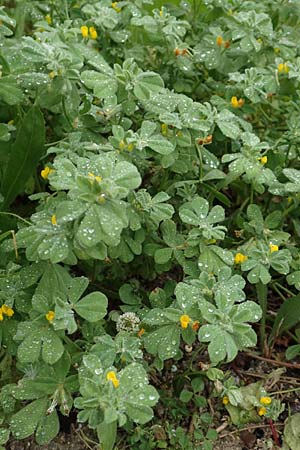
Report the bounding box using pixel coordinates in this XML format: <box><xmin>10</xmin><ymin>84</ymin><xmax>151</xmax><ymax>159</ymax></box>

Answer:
<box><xmin>269</xmin><ymin>243</ymin><xmax>279</xmax><ymax>253</ymax></box>
<box><xmin>161</xmin><ymin>123</ymin><xmax>168</xmax><ymax>136</ymax></box>
<box><xmin>2</xmin><ymin>305</ymin><xmax>14</xmax><ymax>317</ymax></box>
<box><xmin>89</xmin><ymin>26</ymin><xmax>98</xmax><ymax>40</ymax></box>
<box><xmin>111</xmin><ymin>2</ymin><xmax>122</xmax><ymax>12</ymax></box>
<box><xmin>231</xmin><ymin>96</ymin><xmax>244</xmax><ymax>108</ymax></box>
<box><xmin>258</xmin><ymin>406</ymin><xmax>267</xmax><ymax>416</ymax></box>
<box><xmin>278</xmin><ymin>62</ymin><xmax>289</xmax><ymax>73</ymax></box>
<box><xmin>180</xmin><ymin>314</ymin><xmax>191</xmax><ymax>329</ymax></box>
<box><xmin>159</xmin><ymin>8</ymin><xmax>163</xmax><ymax>17</ymax></box>
<box><xmin>46</xmin><ymin>310</ymin><xmax>55</xmax><ymax>322</ymax></box>
<box><xmin>41</xmin><ymin>166</ymin><xmax>54</xmax><ymax>180</ymax></box>
<box><xmin>260</xmin><ymin>396</ymin><xmax>272</xmax><ymax>406</ymax></box>
<box><xmin>49</xmin><ymin>71</ymin><xmax>56</xmax><ymax>79</ymax></box>
<box><xmin>216</xmin><ymin>36</ymin><xmax>223</xmax><ymax>46</ymax></box>
<box><xmin>88</xmin><ymin>172</ymin><xmax>102</xmax><ymax>183</ymax></box>
<box><xmin>192</xmin><ymin>320</ymin><xmax>200</xmax><ymax>331</ymax></box>
<box><xmin>234</xmin><ymin>253</ymin><xmax>248</xmax><ymax>264</ymax></box>
<box><xmin>223</xmin><ymin>396</ymin><xmax>229</xmax><ymax>405</ymax></box>
<box><xmin>257</xmin><ymin>38</ymin><xmax>262</xmax><ymax>44</ymax></box>
<box><xmin>81</xmin><ymin>25</ymin><xmax>89</xmax><ymax>38</ymax></box>
<box><xmin>51</xmin><ymin>215</ymin><xmax>57</xmax><ymax>226</ymax></box>
<box><xmin>127</xmin><ymin>143</ymin><xmax>134</xmax><ymax>152</ymax></box>
<box><xmin>106</xmin><ymin>371</ymin><xmax>119</xmax><ymax>388</ymax></box>
<box><xmin>0</xmin><ymin>310</ymin><xmax>3</xmax><ymax>321</ymax></box>
<box><xmin>137</xmin><ymin>328</ymin><xmax>145</xmax><ymax>337</ymax></box>
<box><xmin>259</xmin><ymin>155</ymin><xmax>268</xmax><ymax>165</ymax></box>
<box><xmin>45</xmin><ymin>14</ymin><xmax>52</xmax><ymax>25</ymax></box>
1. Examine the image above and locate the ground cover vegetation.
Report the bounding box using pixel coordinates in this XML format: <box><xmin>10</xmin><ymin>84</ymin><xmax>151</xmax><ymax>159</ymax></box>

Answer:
<box><xmin>1</xmin><ymin>0</ymin><xmax>300</xmax><ymax>449</ymax></box>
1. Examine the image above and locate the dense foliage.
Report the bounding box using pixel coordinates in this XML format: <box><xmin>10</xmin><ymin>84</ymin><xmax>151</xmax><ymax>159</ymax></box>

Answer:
<box><xmin>1</xmin><ymin>0</ymin><xmax>300</xmax><ymax>448</ymax></box>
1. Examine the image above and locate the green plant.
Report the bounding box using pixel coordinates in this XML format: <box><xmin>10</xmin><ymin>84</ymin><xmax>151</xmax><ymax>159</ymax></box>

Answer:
<box><xmin>0</xmin><ymin>0</ymin><xmax>300</xmax><ymax>448</ymax></box>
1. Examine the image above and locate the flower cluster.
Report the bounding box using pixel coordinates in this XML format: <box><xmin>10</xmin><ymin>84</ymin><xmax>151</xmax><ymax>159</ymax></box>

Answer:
<box><xmin>0</xmin><ymin>305</ymin><xmax>14</xmax><ymax>321</ymax></box>
<box><xmin>80</xmin><ymin>25</ymin><xmax>98</xmax><ymax>40</ymax></box>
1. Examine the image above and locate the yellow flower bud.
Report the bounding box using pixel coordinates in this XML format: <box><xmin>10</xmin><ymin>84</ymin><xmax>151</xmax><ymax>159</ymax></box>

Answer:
<box><xmin>269</xmin><ymin>243</ymin><xmax>279</xmax><ymax>253</ymax></box>
<box><xmin>234</xmin><ymin>253</ymin><xmax>248</xmax><ymax>264</ymax></box>
<box><xmin>41</xmin><ymin>166</ymin><xmax>54</xmax><ymax>179</ymax></box>
<box><xmin>111</xmin><ymin>2</ymin><xmax>122</xmax><ymax>12</ymax></box>
<box><xmin>0</xmin><ymin>310</ymin><xmax>3</xmax><ymax>321</ymax></box>
<box><xmin>260</xmin><ymin>396</ymin><xmax>272</xmax><ymax>405</ymax></box>
<box><xmin>161</xmin><ymin>123</ymin><xmax>168</xmax><ymax>136</ymax></box>
<box><xmin>45</xmin><ymin>14</ymin><xmax>52</xmax><ymax>25</ymax></box>
<box><xmin>49</xmin><ymin>71</ymin><xmax>56</xmax><ymax>79</ymax></box>
<box><xmin>278</xmin><ymin>62</ymin><xmax>289</xmax><ymax>73</ymax></box>
<box><xmin>81</xmin><ymin>25</ymin><xmax>89</xmax><ymax>38</ymax></box>
<box><xmin>180</xmin><ymin>314</ymin><xmax>191</xmax><ymax>329</ymax></box>
<box><xmin>137</xmin><ymin>328</ymin><xmax>145</xmax><ymax>337</ymax></box>
<box><xmin>1</xmin><ymin>305</ymin><xmax>14</xmax><ymax>317</ymax></box>
<box><xmin>259</xmin><ymin>155</ymin><xmax>268</xmax><ymax>165</ymax></box>
<box><xmin>51</xmin><ymin>215</ymin><xmax>57</xmax><ymax>226</ymax></box>
<box><xmin>89</xmin><ymin>26</ymin><xmax>98</xmax><ymax>40</ymax></box>
<box><xmin>222</xmin><ymin>396</ymin><xmax>229</xmax><ymax>405</ymax></box>
<box><xmin>231</xmin><ymin>96</ymin><xmax>244</xmax><ymax>108</ymax></box>
<box><xmin>46</xmin><ymin>310</ymin><xmax>55</xmax><ymax>322</ymax></box>
<box><xmin>258</xmin><ymin>407</ymin><xmax>267</xmax><ymax>416</ymax></box>
<box><xmin>127</xmin><ymin>143</ymin><xmax>134</xmax><ymax>152</ymax></box>
<box><xmin>119</xmin><ymin>139</ymin><xmax>126</xmax><ymax>150</ymax></box>
<box><xmin>216</xmin><ymin>36</ymin><xmax>223</xmax><ymax>46</ymax></box>
<box><xmin>106</xmin><ymin>371</ymin><xmax>119</xmax><ymax>388</ymax></box>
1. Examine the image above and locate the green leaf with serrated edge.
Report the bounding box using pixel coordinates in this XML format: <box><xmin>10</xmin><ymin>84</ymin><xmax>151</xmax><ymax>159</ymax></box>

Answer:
<box><xmin>1</xmin><ymin>106</ymin><xmax>45</xmax><ymax>209</ymax></box>
<box><xmin>35</xmin><ymin>411</ymin><xmax>59</xmax><ymax>445</ymax></box>
<box><xmin>74</xmin><ymin>292</ymin><xmax>108</xmax><ymax>322</ymax></box>
<box><xmin>97</xmin><ymin>421</ymin><xmax>117</xmax><ymax>450</ymax></box>
<box><xmin>10</xmin><ymin>398</ymin><xmax>47</xmax><ymax>440</ymax></box>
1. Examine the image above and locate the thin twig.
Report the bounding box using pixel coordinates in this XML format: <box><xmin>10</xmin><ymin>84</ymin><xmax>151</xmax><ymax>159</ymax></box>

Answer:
<box><xmin>219</xmin><ymin>422</ymin><xmax>284</xmax><ymax>439</ymax></box>
<box><xmin>244</xmin><ymin>352</ymin><xmax>300</xmax><ymax>370</ymax></box>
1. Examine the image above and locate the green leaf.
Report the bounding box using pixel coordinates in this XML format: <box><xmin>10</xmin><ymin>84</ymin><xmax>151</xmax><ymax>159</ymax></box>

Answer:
<box><xmin>134</xmin><ymin>72</ymin><xmax>164</xmax><ymax>100</ymax></box>
<box><xmin>271</xmin><ymin>296</ymin><xmax>300</xmax><ymax>337</ymax></box>
<box><xmin>1</xmin><ymin>106</ymin><xmax>45</xmax><ymax>209</ymax></box>
<box><xmin>74</xmin><ymin>292</ymin><xmax>108</xmax><ymax>322</ymax></box>
<box><xmin>0</xmin><ymin>76</ymin><xmax>24</xmax><ymax>105</ymax></box>
<box><xmin>17</xmin><ymin>330</ymin><xmax>43</xmax><ymax>364</ymax></box>
<box><xmin>81</xmin><ymin>71</ymin><xmax>118</xmax><ymax>99</ymax></box>
<box><xmin>154</xmin><ymin>247</ymin><xmax>173</xmax><ymax>264</ymax></box>
<box><xmin>179</xmin><ymin>390</ymin><xmax>193</xmax><ymax>403</ymax></box>
<box><xmin>35</xmin><ymin>411</ymin><xmax>59</xmax><ymax>445</ymax></box>
<box><xmin>284</xmin><ymin>413</ymin><xmax>300</xmax><ymax>450</ymax></box>
<box><xmin>97</xmin><ymin>421</ymin><xmax>117</xmax><ymax>450</ymax></box>
<box><xmin>42</xmin><ymin>330</ymin><xmax>64</xmax><ymax>365</ymax></box>
<box><xmin>10</xmin><ymin>398</ymin><xmax>47</xmax><ymax>440</ymax></box>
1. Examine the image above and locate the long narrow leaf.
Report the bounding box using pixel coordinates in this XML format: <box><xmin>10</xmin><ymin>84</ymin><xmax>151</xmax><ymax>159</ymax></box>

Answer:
<box><xmin>1</xmin><ymin>106</ymin><xmax>45</xmax><ymax>209</ymax></box>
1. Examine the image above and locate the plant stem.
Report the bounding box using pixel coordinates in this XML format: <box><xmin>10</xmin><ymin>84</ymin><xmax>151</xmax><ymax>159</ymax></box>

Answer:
<box><xmin>256</xmin><ymin>281</ymin><xmax>268</xmax><ymax>353</ymax></box>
